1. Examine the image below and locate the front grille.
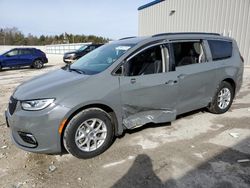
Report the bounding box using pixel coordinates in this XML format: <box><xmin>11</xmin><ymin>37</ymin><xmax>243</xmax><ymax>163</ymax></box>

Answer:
<box><xmin>18</xmin><ymin>132</ymin><xmax>38</xmax><ymax>146</ymax></box>
<box><xmin>8</xmin><ymin>96</ymin><xmax>18</xmax><ymax>115</ymax></box>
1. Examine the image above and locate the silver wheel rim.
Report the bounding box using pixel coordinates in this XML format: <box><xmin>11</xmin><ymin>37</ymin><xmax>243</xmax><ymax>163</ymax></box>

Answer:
<box><xmin>34</xmin><ymin>60</ymin><xmax>42</xmax><ymax>68</ymax></box>
<box><xmin>75</xmin><ymin>118</ymin><xmax>107</xmax><ymax>152</ymax></box>
<box><xmin>217</xmin><ymin>88</ymin><xmax>231</xmax><ymax>109</ymax></box>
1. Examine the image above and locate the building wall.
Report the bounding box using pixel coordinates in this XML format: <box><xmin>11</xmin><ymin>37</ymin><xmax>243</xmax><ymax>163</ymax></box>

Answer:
<box><xmin>138</xmin><ymin>0</ymin><xmax>250</xmax><ymax>64</ymax></box>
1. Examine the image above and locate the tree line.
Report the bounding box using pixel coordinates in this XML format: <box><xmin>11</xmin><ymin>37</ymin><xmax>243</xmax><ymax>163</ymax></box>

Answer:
<box><xmin>0</xmin><ymin>27</ymin><xmax>110</xmax><ymax>45</ymax></box>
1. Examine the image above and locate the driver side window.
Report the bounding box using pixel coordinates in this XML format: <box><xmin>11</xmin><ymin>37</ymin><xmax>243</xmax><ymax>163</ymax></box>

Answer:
<box><xmin>5</xmin><ymin>50</ymin><xmax>19</xmax><ymax>57</ymax></box>
<box><xmin>126</xmin><ymin>45</ymin><xmax>163</xmax><ymax>76</ymax></box>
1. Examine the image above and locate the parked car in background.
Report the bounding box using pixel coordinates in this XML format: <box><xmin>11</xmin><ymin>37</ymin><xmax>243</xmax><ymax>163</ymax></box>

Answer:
<box><xmin>6</xmin><ymin>32</ymin><xmax>243</xmax><ymax>159</ymax></box>
<box><xmin>0</xmin><ymin>48</ymin><xmax>48</xmax><ymax>70</ymax></box>
<box><xmin>63</xmin><ymin>44</ymin><xmax>103</xmax><ymax>63</ymax></box>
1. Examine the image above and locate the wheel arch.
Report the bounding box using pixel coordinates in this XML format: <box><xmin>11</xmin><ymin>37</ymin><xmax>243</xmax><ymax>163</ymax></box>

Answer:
<box><xmin>222</xmin><ymin>78</ymin><xmax>236</xmax><ymax>97</ymax></box>
<box><xmin>59</xmin><ymin>103</ymin><xmax>119</xmax><ymax>151</ymax></box>
<box><xmin>33</xmin><ymin>58</ymin><xmax>42</xmax><ymax>63</ymax></box>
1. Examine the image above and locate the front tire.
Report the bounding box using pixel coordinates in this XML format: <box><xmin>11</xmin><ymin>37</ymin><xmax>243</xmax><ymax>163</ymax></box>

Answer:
<box><xmin>63</xmin><ymin>108</ymin><xmax>114</xmax><ymax>159</ymax></box>
<box><xmin>208</xmin><ymin>81</ymin><xmax>234</xmax><ymax>114</ymax></box>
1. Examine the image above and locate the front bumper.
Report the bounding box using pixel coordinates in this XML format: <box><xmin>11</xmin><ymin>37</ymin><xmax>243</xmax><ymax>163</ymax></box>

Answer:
<box><xmin>5</xmin><ymin>102</ymin><xmax>71</xmax><ymax>154</ymax></box>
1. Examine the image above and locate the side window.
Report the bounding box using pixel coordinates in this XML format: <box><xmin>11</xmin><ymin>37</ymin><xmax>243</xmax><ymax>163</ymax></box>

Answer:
<box><xmin>19</xmin><ymin>49</ymin><xmax>32</xmax><ymax>55</ymax></box>
<box><xmin>208</xmin><ymin>40</ymin><xmax>232</xmax><ymax>61</ymax></box>
<box><xmin>89</xmin><ymin>46</ymin><xmax>96</xmax><ymax>51</ymax></box>
<box><xmin>126</xmin><ymin>45</ymin><xmax>163</xmax><ymax>76</ymax></box>
<box><xmin>5</xmin><ymin>50</ymin><xmax>19</xmax><ymax>57</ymax></box>
<box><xmin>172</xmin><ymin>41</ymin><xmax>206</xmax><ymax>67</ymax></box>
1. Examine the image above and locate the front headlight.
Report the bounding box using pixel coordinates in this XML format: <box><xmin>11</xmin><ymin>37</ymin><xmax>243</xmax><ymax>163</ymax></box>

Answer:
<box><xmin>21</xmin><ymin>98</ymin><xmax>55</xmax><ymax>111</ymax></box>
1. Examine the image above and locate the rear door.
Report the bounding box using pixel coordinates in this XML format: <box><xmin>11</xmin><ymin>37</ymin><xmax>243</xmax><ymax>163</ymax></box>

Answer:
<box><xmin>18</xmin><ymin>49</ymin><xmax>34</xmax><ymax>65</ymax></box>
<box><xmin>119</xmin><ymin>43</ymin><xmax>179</xmax><ymax>129</ymax></box>
<box><xmin>170</xmin><ymin>40</ymin><xmax>217</xmax><ymax>114</ymax></box>
<box><xmin>1</xmin><ymin>49</ymin><xmax>20</xmax><ymax>67</ymax></box>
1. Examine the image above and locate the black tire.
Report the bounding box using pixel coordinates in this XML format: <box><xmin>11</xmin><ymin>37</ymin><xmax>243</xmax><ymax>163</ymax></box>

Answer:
<box><xmin>63</xmin><ymin>108</ymin><xmax>114</xmax><ymax>159</ymax></box>
<box><xmin>208</xmin><ymin>81</ymin><xmax>234</xmax><ymax>114</ymax></box>
<box><xmin>0</xmin><ymin>65</ymin><xmax>2</xmax><ymax>71</ymax></box>
<box><xmin>32</xmin><ymin>59</ymin><xmax>43</xmax><ymax>69</ymax></box>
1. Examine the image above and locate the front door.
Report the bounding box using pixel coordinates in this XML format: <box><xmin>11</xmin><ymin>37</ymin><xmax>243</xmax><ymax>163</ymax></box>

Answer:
<box><xmin>2</xmin><ymin>49</ymin><xmax>20</xmax><ymax>67</ymax></box>
<box><xmin>119</xmin><ymin>44</ymin><xmax>179</xmax><ymax>129</ymax></box>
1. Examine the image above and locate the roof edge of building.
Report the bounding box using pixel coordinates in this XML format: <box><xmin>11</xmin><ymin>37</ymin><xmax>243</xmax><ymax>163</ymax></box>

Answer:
<box><xmin>138</xmin><ymin>0</ymin><xmax>165</xmax><ymax>11</ymax></box>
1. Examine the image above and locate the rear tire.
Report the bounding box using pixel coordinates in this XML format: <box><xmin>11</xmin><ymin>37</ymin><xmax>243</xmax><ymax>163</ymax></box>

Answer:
<box><xmin>208</xmin><ymin>81</ymin><xmax>234</xmax><ymax>114</ymax></box>
<box><xmin>63</xmin><ymin>108</ymin><xmax>114</xmax><ymax>159</ymax></box>
<box><xmin>32</xmin><ymin>59</ymin><xmax>43</xmax><ymax>69</ymax></box>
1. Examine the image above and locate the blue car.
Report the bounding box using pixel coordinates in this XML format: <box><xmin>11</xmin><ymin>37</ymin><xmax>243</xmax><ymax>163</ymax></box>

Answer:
<box><xmin>0</xmin><ymin>48</ymin><xmax>48</xmax><ymax>71</ymax></box>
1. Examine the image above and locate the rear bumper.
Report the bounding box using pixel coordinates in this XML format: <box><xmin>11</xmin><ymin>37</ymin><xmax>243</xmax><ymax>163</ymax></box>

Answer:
<box><xmin>43</xmin><ymin>57</ymin><xmax>48</xmax><ymax>63</ymax></box>
<box><xmin>235</xmin><ymin>65</ymin><xmax>244</xmax><ymax>94</ymax></box>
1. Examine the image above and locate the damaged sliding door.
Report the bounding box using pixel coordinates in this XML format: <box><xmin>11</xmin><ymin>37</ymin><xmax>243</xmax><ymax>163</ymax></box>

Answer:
<box><xmin>119</xmin><ymin>43</ymin><xmax>179</xmax><ymax>129</ymax></box>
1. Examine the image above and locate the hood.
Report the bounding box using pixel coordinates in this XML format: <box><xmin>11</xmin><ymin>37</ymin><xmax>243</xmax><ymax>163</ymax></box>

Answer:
<box><xmin>13</xmin><ymin>68</ymin><xmax>90</xmax><ymax>100</ymax></box>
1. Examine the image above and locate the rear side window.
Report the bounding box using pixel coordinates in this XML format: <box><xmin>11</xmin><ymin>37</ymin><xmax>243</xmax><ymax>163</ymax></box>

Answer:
<box><xmin>19</xmin><ymin>49</ymin><xmax>32</xmax><ymax>55</ymax></box>
<box><xmin>89</xmin><ymin>46</ymin><xmax>96</xmax><ymax>51</ymax></box>
<box><xmin>208</xmin><ymin>40</ymin><xmax>232</xmax><ymax>61</ymax></box>
<box><xmin>172</xmin><ymin>41</ymin><xmax>206</xmax><ymax>67</ymax></box>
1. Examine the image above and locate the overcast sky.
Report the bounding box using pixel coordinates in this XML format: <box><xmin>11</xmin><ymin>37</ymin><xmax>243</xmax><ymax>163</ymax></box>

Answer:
<box><xmin>0</xmin><ymin>0</ymin><xmax>151</xmax><ymax>39</ymax></box>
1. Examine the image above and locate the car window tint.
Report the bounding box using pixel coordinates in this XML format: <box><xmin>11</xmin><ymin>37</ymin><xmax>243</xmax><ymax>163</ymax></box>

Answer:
<box><xmin>172</xmin><ymin>41</ymin><xmax>205</xmax><ymax>67</ymax></box>
<box><xmin>127</xmin><ymin>45</ymin><xmax>163</xmax><ymax>76</ymax></box>
<box><xmin>5</xmin><ymin>50</ymin><xmax>19</xmax><ymax>56</ymax></box>
<box><xmin>89</xmin><ymin>46</ymin><xmax>96</xmax><ymax>51</ymax></box>
<box><xmin>208</xmin><ymin>40</ymin><xmax>232</xmax><ymax>61</ymax></box>
<box><xmin>19</xmin><ymin>49</ymin><xmax>32</xmax><ymax>55</ymax></box>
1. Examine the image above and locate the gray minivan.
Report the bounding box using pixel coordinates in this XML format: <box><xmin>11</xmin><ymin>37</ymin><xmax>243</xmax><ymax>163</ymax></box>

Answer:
<box><xmin>5</xmin><ymin>33</ymin><xmax>244</xmax><ymax>159</ymax></box>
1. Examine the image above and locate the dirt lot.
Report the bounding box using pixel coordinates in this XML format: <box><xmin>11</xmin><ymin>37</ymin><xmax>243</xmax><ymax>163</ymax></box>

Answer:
<box><xmin>0</xmin><ymin>56</ymin><xmax>250</xmax><ymax>188</ymax></box>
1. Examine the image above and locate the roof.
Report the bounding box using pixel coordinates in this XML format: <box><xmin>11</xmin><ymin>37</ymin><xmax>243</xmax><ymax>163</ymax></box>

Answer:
<box><xmin>138</xmin><ymin>0</ymin><xmax>165</xmax><ymax>11</ymax></box>
<box><xmin>114</xmin><ymin>32</ymin><xmax>231</xmax><ymax>45</ymax></box>
<box><xmin>112</xmin><ymin>36</ymin><xmax>148</xmax><ymax>45</ymax></box>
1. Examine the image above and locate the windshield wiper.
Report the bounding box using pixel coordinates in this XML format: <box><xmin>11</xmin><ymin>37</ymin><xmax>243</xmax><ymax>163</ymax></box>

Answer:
<box><xmin>69</xmin><ymin>68</ymin><xmax>86</xmax><ymax>74</ymax></box>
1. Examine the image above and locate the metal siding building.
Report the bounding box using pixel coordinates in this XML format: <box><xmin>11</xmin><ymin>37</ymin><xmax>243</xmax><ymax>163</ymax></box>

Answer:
<box><xmin>138</xmin><ymin>0</ymin><xmax>250</xmax><ymax>65</ymax></box>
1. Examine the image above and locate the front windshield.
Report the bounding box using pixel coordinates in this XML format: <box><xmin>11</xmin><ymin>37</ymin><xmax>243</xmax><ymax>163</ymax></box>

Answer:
<box><xmin>71</xmin><ymin>43</ymin><xmax>134</xmax><ymax>75</ymax></box>
<box><xmin>77</xmin><ymin>45</ymin><xmax>88</xmax><ymax>51</ymax></box>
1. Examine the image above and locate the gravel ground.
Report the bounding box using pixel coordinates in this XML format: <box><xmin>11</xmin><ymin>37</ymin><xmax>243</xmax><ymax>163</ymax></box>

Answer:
<box><xmin>0</xmin><ymin>56</ymin><xmax>250</xmax><ymax>188</ymax></box>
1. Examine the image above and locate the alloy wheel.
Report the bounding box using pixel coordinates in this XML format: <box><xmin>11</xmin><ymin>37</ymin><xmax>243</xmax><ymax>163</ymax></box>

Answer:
<box><xmin>74</xmin><ymin>118</ymin><xmax>107</xmax><ymax>152</ymax></box>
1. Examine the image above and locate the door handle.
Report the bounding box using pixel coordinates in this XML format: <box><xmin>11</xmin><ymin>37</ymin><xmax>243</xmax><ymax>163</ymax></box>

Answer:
<box><xmin>165</xmin><ymin>80</ymin><xmax>178</xmax><ymax>85</ymax></box>
<box><xmin>130</xmin><ymin>78</ymin><xmax>136</xmax><ymax>84</ymax></box>
<box><xmin>177</xmin><ymin>74</ymin><xmax>186</xmax><ymax>79</ymax></box>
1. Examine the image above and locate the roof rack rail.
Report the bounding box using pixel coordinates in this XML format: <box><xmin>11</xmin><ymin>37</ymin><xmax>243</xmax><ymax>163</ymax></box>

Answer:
<box><xmin>119</xmin><ymin>36</ymin><xmax>136</xmax><ymax>40</ymax></box>
<box><xmin>152</xmin><ymin>32</ymin><xmax>220</xmax><ymax>37</ymax></box>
